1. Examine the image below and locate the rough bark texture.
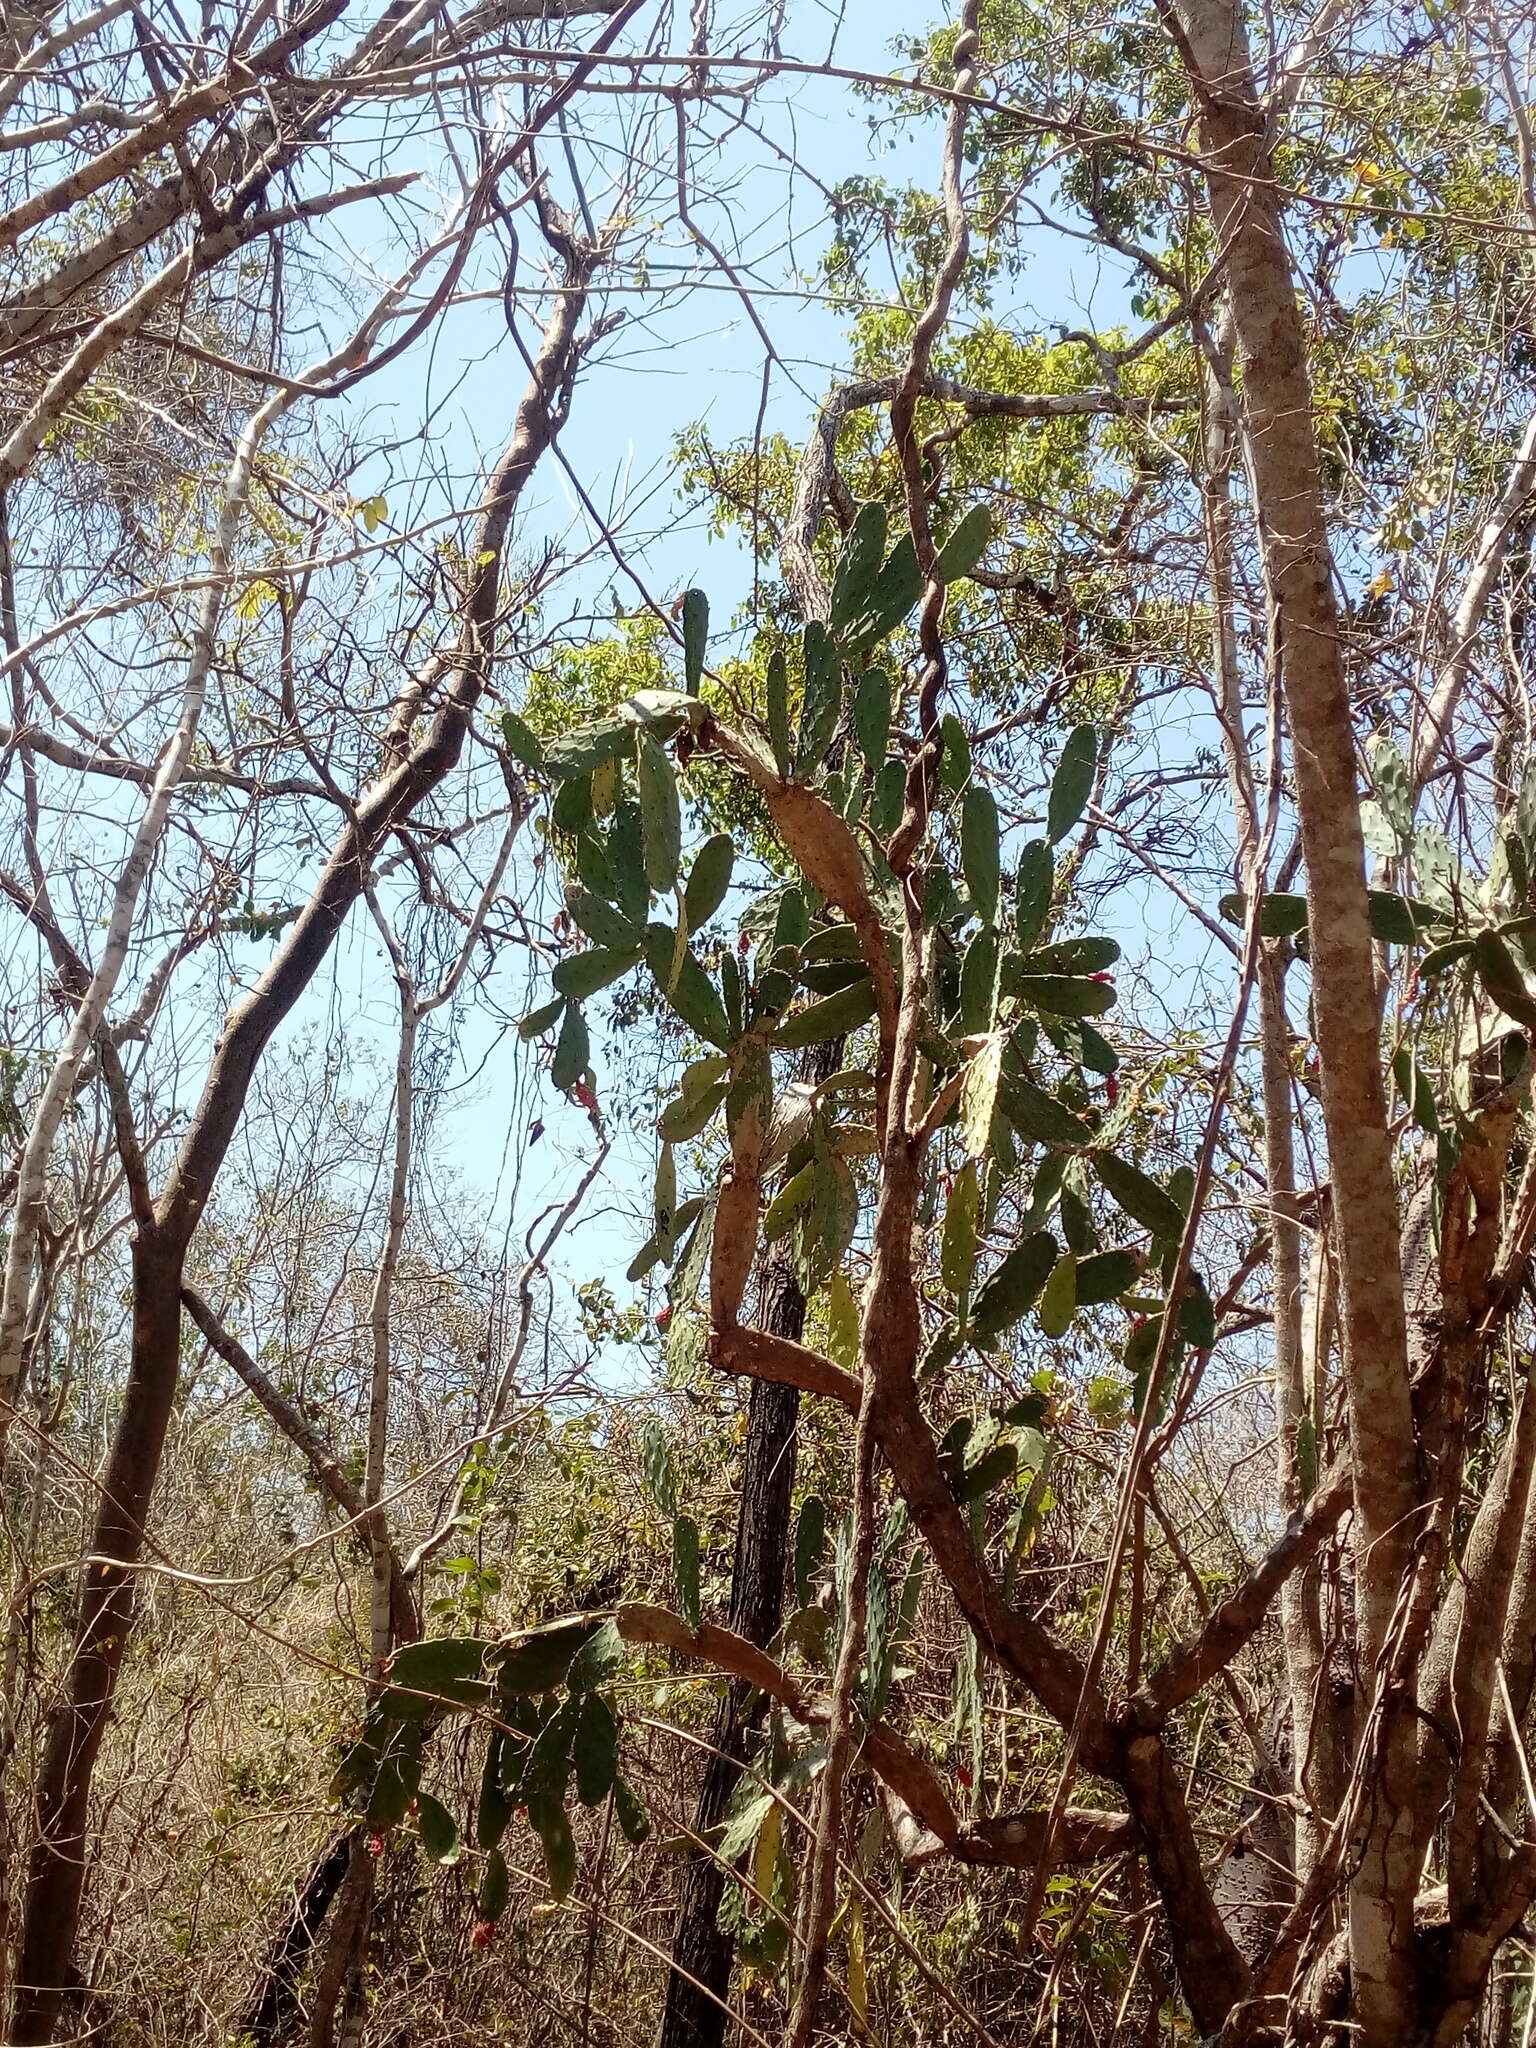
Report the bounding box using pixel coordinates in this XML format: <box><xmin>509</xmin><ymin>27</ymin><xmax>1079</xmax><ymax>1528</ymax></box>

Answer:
<box><xmin>1170</xmin><ymin>2</ymin><xmax>1418</xmax><ymax>2037</ymax></box>
<box><xmin>656</xmin><ymin>1260</ymin><xmax>805</xmax><ymax>2048</ymax></box>
<box><xmin>659</xmin><ymin>1033</ymin><xmax>844</xmax><ymax>2048</ymax></box>
<box><xmin>238</xmin><ymin>1830</ymin><xmax>358</xmax><ymax>2046</ymax></box>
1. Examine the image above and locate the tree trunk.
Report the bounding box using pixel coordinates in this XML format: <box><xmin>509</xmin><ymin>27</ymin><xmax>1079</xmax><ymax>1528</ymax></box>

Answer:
<box><xmin>11</xmin><ymin>1227</ymin><xmax>182</xmax><ymax>2044</ymax></box>
<box><xmin>657</xmin><ymin>1258</ymin><xmax>805</xmax><ymax>2048</ymax></box>
<box><xmin>1170</xmin><ymin>2</ymin><xmax>1419</xmax><ymax>2038</ymax></box>
<box><xmin>657</xmin><ymin>1034</ymin><xmax>841</xmax><ymax>2048</ymax></box>
<box><xmin>238</xmin><ymin>1830</ymin><xmax>358</xmax><ymax>2046</ymax></box>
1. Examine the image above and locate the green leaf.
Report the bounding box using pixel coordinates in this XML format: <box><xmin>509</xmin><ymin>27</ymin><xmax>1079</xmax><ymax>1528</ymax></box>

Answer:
<box><xmin>919</xmin><ymin>1320</ymin><xmax>961</xmax><ymax>1381</ymax></box>
<box><xmin>796</xmin><ymin>621</ymin><xmax>841</xmax><ymax>775</ymax></box>
<box><xmin>1419</xmin><ymin>937</ymin><xmax>1475</xmax><ymax>977</ymax></box>
<box><xmin>568</xmin><ymin>1618</ymin><xmax>625</xmax><ymax>1693</ymax></box>
<box><xmin>415</xmin><ymin>1791</ymin><xmax>461</xmax><ymax>1864</ymax></box>
<box><xmin>644</xmin><ymin>924</ymin><xmax>732</xmax><ymax>1047</ymax></box>
<box><xmin>500</xmin><ymin>710</ymin><xmax>545</xmax><ymax>769</ymax></box>
<box><xmin>840</xmin><ymin>534</ymin><xmax>922</xmax><ymax>651</ymax></box>
<box><xmin>613</xmin><ymin>1775</ymin><xmax>650</xmax><ymax>1844</ymax></box>
<box><xmin>608</xmin><ymin>801</ymin><xmax>650</xmax><ymax>927</ymax></box>
<box><xmin>941</xmin><ymin>1161</ymin><xmax>980</xmax><ymax>1296</ymax></box>
<box><xmin>1041</xmin><ymin>1016</ymin><xmax>1119</xmax><ymax>1075</ymax></box>
<box><xmin>809</xmin><ymin>1152</ymin><xmax>859</xmax><ymax>1289</ymax></box>
<box><xmin>673</xmin><ymin>1515</ymin><xmax>701</xmax><ymax>1629</ymax></box>
<box><xmin>961</xmin><ymin>785</ymin><xmax>1000</xmax><ymax>927</ymax></box>
<box><xmin>998</xmin><ymin>1070</ymin><xmax>1093</xmax><ymax>1148</ymax></box>
<box><xmin>495</xmin><ymin>1617</ymin><xmax>602</xmax><ymax>1695</ymax></box>
<box><xmin>773</xmin><ymin>888</ymin><xmax>810</xmax><ymax>951</ymax></box>
<box><xmin>658</xmin><ymin>1081</ymin><xmax>729</xmax><ymax>1143</ymax></box>
<box><xmin>1177</xmin><ymin>1272</ymin><xmax>1217</xmax><ymax>1350</ymax></box>
<box><xmin>566</xmin><ymin>890</ymin><xmax>642</xmax><ymax>950</ymax></box>
<box><xmin>553</xmin><ymin>946</ymin><xmax>640</xmax><ymax>1000</ymax></box>
<box><xmin>1059</xmin><ymin>1172</ymin><xmax>1095</xmax><ymax>1252</ymax></box>
<box><xmin>385</xmin><ymin>1636</ymin><xmax>487</xmax><ymax>1708</ymax></box>
<box><xmin>960</xmin><ymin>1034</ymin><xmax>1005</xmax><ymax>1158</ymax></box>
<box><xmin>623</xmin><ymin>687</ymin><xmax>703</xmax><ymax>732</ymax></box>
<box><xmin>682</xmin><ymin>589</ymin><xmax>708</xmax><ymax>691</ymax></box>
<box><xmin>721</xmin><ymin>949</ymin><xmax>744</xmax><ymax>1038</ymax></box>
<box><xmin>1013</xmin><ymin>839</ymin><xmax>1054</xmax><ymax>954</ymax></box>
<box><xmin>521</xmin><ymin>1700</ymin><xmax>576</xmax><ymax>1807</ymax></box>
<box><xmin>774</xmin><ymin>979</ymin><xmax>877</xmax><ymax>1049</ymax></box>
<box><xmin>528</xmin><ymin>1792</ymin><xmax>578</xmax><ymax>1901</ymax></box>
<box><xmin>1218</xmin><ymin>890</ymin><xmax>1309</xmax><ymax>936</ymax></box>
<box><xmin>551</xmin><ymin>1003</ymin><xmax>590</xmax><ymax>1093</ymax></box>
<box><xmin>518</xmin><ymin>996</ymin><xmax>564</xmax><ymax>1042</ymax></box>
<box><xmin>958</xmin><ymin>927</ymin><xmax>1000</xmax><ymax>1033</ymax></box>
<box><xmin>551</xmin><ymin>773</ymin><xmax>593</xmax><ymax>836</ymax></box>
<box><xmin>670</xmin><ymin>1197</ymin><xmax>715</xmax><ymax>1310</ymax></box>
<box><xmin>1368</xmin><ymin>732</ymin><xmax>1413</xmax><ymax>846</ymax></box>
<box><xmin>1075</xmin><ymin>1248</ymin><xmax>1140</xmax><ymax>1306</ymax></box>
<box><xmin>1475</xmin><ymin>930</ymin><xmax>1536</xmax><ymax>1031</ymax></box>
<box><xmin>366</xmin><ymin>1754</ymin><xmax>415</xmax><ymax>1828</ymax></box>
<box><xmin>1013</xmin><ymin>973</ymin><xmax>1116</xmax><ymax>1018</ymax></box>
<box><xmin>640</xmin><ymin>1420</ymin><xmax>679</xmax><ymax>1517</ymax></box>
<box><xmin>637</xmin><ymin>732</ymin><xmax>681</xmax><ymax>895</ymax></box>
<box><xmin>971</xmin><ymin>1231</ymin><xmax>1058</xmax><ymax>1348</ymax></box>
<box><xmin>954</xmin><ymin>1441</ymin><xmax>1018</xmax><ymax>1501</ymax></box>
<box><xmin>719</xmin><ymin>1791</ymin><xmax>775</xmax><ymax>1865</ymax></box>
<box><xmin>655</xmin><ymin>1143</ymin><xmax>677</xmax><ymax>1258</ymax></box>
<box><xmin>1047</xmin><ymin>726</ymin><xmax>1098</xmax><ymax>844</ymax></box>
<box><xmin>763</xmin><ymin>1160</ymin><xmax>816</xmax><ymax>1241</ymax></box>
<box><xmin>1368</xmin><ymin>890</ymin><xmax>1442</xmax><ymax>946</ymax></box>
<box><xmin>867</xmin><ymin>758</ymin><xmax>904</xmax><ymax>836</ymax></box>
<box><xmin>766</xmin><ymin>649</ymin><xmax>792</xmax><ymax>777</ymax></box>
<box><xmin>1038</xmin><ymin>1252</ymin><xmax>1077</xmax><ymax>1337</ymax></box>
<box><xmin>852</xmin><ymin>667</ymin><xmax>891</xmax><ymax>773</ymax></box>
<box><xmin>1093</xmin><ymin>1152</ymin><xmax>1188</xmax><ymax>1241</ymax></box>
<box><xmin>940</xmin><ymin>712</ymin><xmax>971</xmax><ymax>794</ymax></box>
<box><xmin>625</xmin><ymin>1195</ymin><xmax>707</xmax><ymax>1284</ymax></box>
<box><xmin>572</xmin><ymin>1691</ymin><xmax>620</xmax><ymax>1807</ymax></box>
<box><xmin>478</xmin><ymin>1846</ymin><xmax>510</xmax><ymax>1921</ymax></box>
<box><xmin>794</xmin><ymin>1496</ymin><xmax>827</xmax><ymax>1608</ymax></box>
<box><xmin>477</xmin><ymin>1739</ymin><xmax>512</xmax><ymax>1850</ymax></box>
<box><xmin>544</xmin><ymin>718</ymin><xmax>632</xmax><ymax>780</ymax></box>
<box><xmin>801</xmin><ymin>957</ymin><xmax>869</xmax><ymax>996</ymax></box>
<box><xmin>1024</xmin><ymin>937</ymin><xmax>1119</xmax><ymax>976</ymax></box>
<box><xmin>1392</xmin><ymin>1047</ymin><xmax>1439</xmax><ymax>1135</ymax></box>
<box><xmin>1127</xmin><ymin>1317</ymin><xmax>1165</xmax><ymax>1421</ymax></box>
<box><xmin>934</xmin><ymin>504</ymin><xmax>992</xmax><ymax>582</ymax></box>
<box><xmin>1517</xmin><ymin>764</ymin><xmax>1536</xmax><ymax>861</ymax></box>
<box><xmin>829</xmin><ymin>503</ymin><xmax>889</xmax><ymax>632</ymax></box>
<box><xmin>684</xmin><ymin>835</ymin><xmax>735</xmax><ymax>929</ymax></box>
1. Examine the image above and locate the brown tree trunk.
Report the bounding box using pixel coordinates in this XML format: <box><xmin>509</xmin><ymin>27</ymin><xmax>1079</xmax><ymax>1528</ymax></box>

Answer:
<box><xmin>1169</xmin><ymin>2</ymin><xmax>1419</xmax><ymax>2038</ymax></box>
<box><xmin>12</xmin><ymin>1227</ymin><xmax>181</xmax><ymax>2043</ymax></box>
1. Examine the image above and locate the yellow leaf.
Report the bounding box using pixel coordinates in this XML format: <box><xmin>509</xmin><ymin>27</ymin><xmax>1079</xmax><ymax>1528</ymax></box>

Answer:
<box><xmin>752</xmin><ymin>1802</ymin><xmax>781</xmax><ymax>1900</ymax></box>
<box><xmin>848</xmin><ymin>1895</ymin><xmax>867</xmax><ymax>2029</ymax></box>
<box><xmin>959</xmin><ymin>1033</ymin><xmax>1004</xmax><ymax>1158</ymax></box>
<box><xmin>826</xmin><ymin>1269</ymin><xmax>860</xmax><ymax>1371</ymax></box>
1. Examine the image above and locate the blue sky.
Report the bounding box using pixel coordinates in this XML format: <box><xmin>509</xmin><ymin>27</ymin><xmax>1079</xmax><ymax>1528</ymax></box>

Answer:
<box><xmin>282</xmin><ymin>0</ymin><xmax>1161</xmax><ymax>1354</ymax></box>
